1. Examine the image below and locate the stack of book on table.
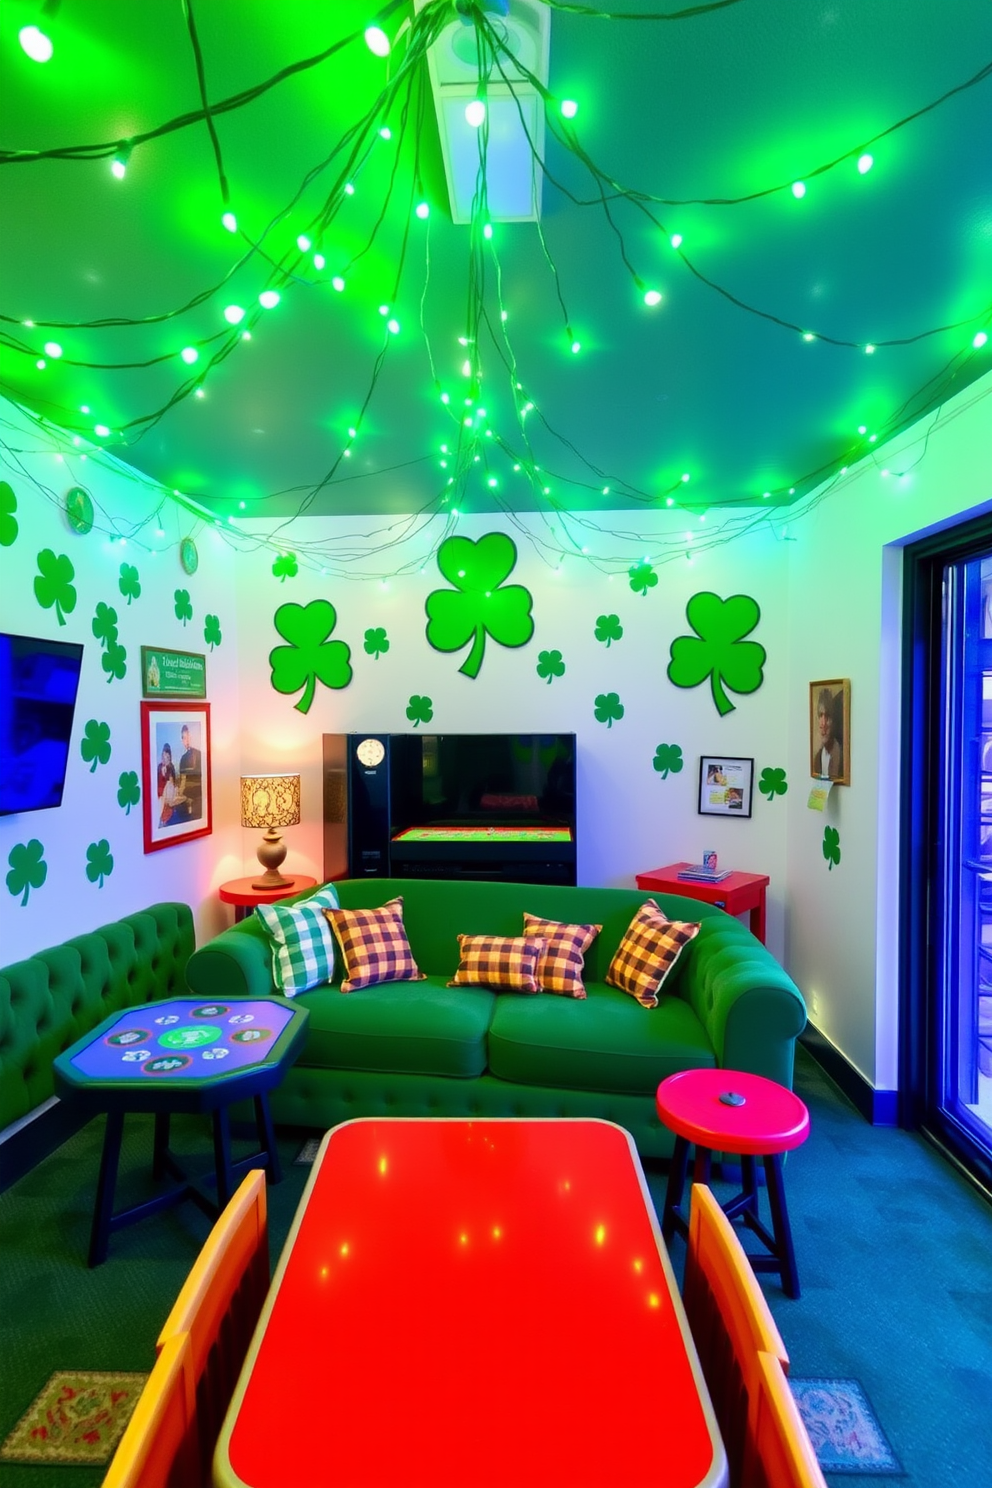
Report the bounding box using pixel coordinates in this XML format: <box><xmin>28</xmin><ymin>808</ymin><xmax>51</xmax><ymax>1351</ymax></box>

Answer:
<box><xmin>677</xmin><ymin>864</ymin><xmax>733</xmax><ymax>883</ymax></box>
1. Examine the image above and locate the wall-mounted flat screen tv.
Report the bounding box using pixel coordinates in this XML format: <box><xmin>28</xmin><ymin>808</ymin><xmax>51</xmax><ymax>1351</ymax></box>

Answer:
<box><xmin>0</xmin><ymin>632</ymin><xmax>85</xmax><ymax>815</ymax></box>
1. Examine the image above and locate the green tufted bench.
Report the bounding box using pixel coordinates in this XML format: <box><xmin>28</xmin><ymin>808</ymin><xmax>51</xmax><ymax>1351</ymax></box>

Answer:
<box><xmin>186</xmin><ymin>880</ymin><xmax>807</xmax><ymax>1159</ymax></box>
<box><xmin>0</xmin><ymin>903</ymin><xmax>194</xmax><ymax>1187</ymax></box>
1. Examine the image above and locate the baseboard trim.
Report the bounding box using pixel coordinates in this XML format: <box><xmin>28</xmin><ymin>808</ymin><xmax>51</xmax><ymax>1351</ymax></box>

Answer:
<box><xmin>0</xmin><ymin>1098</ymin><xmax>89</xmax><ymax>1193</ymax></box>
<box><xmin>800</xmin><ymin>1024</ymin><xmax>898</xmax><ymax>1127</ymax></box>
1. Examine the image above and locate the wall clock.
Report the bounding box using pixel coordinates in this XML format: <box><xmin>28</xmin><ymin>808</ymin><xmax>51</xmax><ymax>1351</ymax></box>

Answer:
<box><xmin>356</xmin><ymin>737</ymin><xmax>385</xmax><ymax>768</ymax></box>
<box><xmin>64</xmin><ymin>486</ymin><xmax>94</xmax><ymax>535</ymax></box>
<box><xmin>179</xmin><ymin>535</ymin><xmax>198</xmax><ymax>575</ymax></box>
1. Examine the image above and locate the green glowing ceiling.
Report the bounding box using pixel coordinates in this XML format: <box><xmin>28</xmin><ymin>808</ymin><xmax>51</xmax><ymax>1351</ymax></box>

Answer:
<box><xmin>0</xmin><ymin>0</ymin><xmax>989</xmax><ymax>520</ymax></box>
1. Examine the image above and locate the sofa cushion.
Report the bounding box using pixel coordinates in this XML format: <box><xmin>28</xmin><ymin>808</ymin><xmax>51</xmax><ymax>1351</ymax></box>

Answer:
<box><xmin>296</xmin><ymin>976</ymin><xmax>495</xmax><ymax>1079</ymax></box>
<box><xmin>256</xmin><ymin>883</ymin><xmax>340</xmax><ymax>996</ymax></box>
<box><xmin>522</xmin><ymin>914</ymin><xmax>601</xmax><ymax>999</ymax></box>
<box><xmin>487</xmin><ymin>982</ymin><xmax>716</xmax><ymax>1095</ymax></box>
<box><xmin>606</xmin><ymin>901</ymin><xmax>701</xmax><ymax>1008</ymax></box>
<box><xmin>448</xmin><ymin>934</ymin><xmax>544</xmax><ymax>994</ymax></box>
<box><xmin>325</xmin><ymin>897</ymin><xmax>426</xmax><ymax>993</ymax></box>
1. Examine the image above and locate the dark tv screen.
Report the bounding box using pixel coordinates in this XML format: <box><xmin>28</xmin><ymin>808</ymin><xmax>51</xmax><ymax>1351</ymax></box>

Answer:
<box><xmin>0</xmin><ymin>632</ymin><xmax>84</xmax><ymax>816</ymax></box>
<box><xmin>391</xmin><ymin>733</ymin><xmax>576</xmax><ymax>829</ymax></box>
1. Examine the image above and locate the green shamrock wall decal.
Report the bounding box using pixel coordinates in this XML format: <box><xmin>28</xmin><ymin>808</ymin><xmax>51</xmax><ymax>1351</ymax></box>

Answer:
<box><xmin>204</xmin><ymin>614</ymin><xmax>222</xmax><ymax>650</ymax></box>
<box><xmin>6</xmin><ymin>840</ymin><xmax>47</xmax><ymax>906</ymax></box>
<box><xmin>364</xmin><ymin>627</ymin><xmax>389</xmax><ymax>659</ymax></box>
<box><xmin>119</xmin><ymin>562</ymin><xmax>141</xmax><ymax>604</ymax></box>
<box><xmin>425</xmin><ymin>533</ymin><xmax>534</xmax><ymax>679</ymax></box>
<box><xmin>80</xmin><ymin>719</ymin><xmax>112</xmax><ymax>773</ymax></box>
<box><xmin>272</xmin><ymin>552</ymin><xmax>299</xmax><ymax>582</ymax></box>
<box><xmin>0</xmin><ymin>479</ymin><xmax>17</xmax><ymax>547</ymax></box>
<box><xmin>92</xmin><ymin>601</ymin><xmax>120</xmax><ymax>649</ymax></box>
<box><xmin>86</xmin><ymin>839</ymin><xmax>115</xmax><ymax>888</ymax></box>
<box><xmin>269</xmin><ymin>600</ymin><xmax>352</xmax><ymax>713</ymax></box>
<box><xmin>653</xmin><ymin>744</ymin><xmax>684</xmax><ymax>779</ymax></box>
<box><xmin>667</xmin><ymin>592</ymin><xmax>766</xmax><ymax>717</ymax></box>
<box><xmin>536</xmin><ymin>649</ymin><xmax>565</xmax><ymax>684</ymax></box>
<box><xmin>594</xmin><ymin>692</ymin><xmax>625</xmax><ymax>728</ymax></box>
<box><xmin>594</xmin><ymin>614</ymin><xmax>623</xmax><ymax>647</ymax></box>
<box><xmin>628</xmin><ymin>562</ymin><xmax>658</xmax><ymax>597</ymax></box>
<box><xmin>823</xmin><ymin>825</ymin><xmax>841</xmax><ymax>870</ymax></box>
<box><xmin>174</xmin><ymin>588</ymin><xmax>193</xmax><ymax>626</ymax></box>
<box><xmin>117</xmin><ymin>770</ymin><xmax>141</xmax><ymax>815</ymax></box>
<box><xmin>34</xmin><ymin>549</ymin><xmax>77</xmax><ymax>626</ymax></box>
<box><xmin>101</xmin><ymin>639</ymin><xmax>127</xmax><ymax>683</ymax></box>
<box><xmin>406</xmin><ymin>694</ymin><xmax>434</xmax><ymax>726</ymax></box>
<box><xmin>758</xmin><ymin>766</ymin><xmax>788</xmax><ymax>800</ymax></box>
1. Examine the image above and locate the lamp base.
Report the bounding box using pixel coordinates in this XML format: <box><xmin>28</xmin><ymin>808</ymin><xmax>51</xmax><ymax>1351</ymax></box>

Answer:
<box><xmin>251</xmin><ymin>869</ymin><xmax>296</xmax><ymax>891</ymax></box>
<box><xmin>252</xmin><ymin>828</ymin><xmax>293</xmax><ymax>890</ymax></box>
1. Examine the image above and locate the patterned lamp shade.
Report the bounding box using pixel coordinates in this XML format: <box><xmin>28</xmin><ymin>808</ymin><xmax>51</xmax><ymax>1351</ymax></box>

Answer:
<box><xmin>240</xmin><ymin>774</ymin><xmax>302</xmax><ymax>829</ymax></box>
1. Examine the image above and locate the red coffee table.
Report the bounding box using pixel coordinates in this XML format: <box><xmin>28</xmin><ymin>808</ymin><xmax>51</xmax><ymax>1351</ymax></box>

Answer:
<box><xmin>635</xmin><ymin>864</ymin><xmax>770</xmax><ymax>944</ymax></box>
<box><xmin>656</xmin><ymin>1069</ymin><xmax>809</xmax><ymax>1298</ymax></box>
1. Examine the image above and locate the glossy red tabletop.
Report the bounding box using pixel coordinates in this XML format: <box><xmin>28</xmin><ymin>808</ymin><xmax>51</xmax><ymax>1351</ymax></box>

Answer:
<box><xmin>656</xmin><ymin>1070</ymin><xmax>810</xmax><ymax>1154</ymax></box>
<box><xmin>216</xmin><ymin>1118</ymin><xmax>726</xmax><ymax>1488</ymax></box>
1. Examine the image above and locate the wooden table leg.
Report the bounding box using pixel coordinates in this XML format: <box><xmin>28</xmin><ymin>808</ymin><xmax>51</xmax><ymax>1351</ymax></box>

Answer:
<box><xmin>212</xmin><ymin>1105</ymin><xmax>234</xmax><ymax>1209</ymax></box>
<box><xmin>89</xmin><ymin>1111</ymin><xmax>124</xmax><ymax>1267</ymax></box>
<box><xmin>254</xmin><ymin>1094</ymin><xmax>282</xmax><ymax>1184</ymax></box>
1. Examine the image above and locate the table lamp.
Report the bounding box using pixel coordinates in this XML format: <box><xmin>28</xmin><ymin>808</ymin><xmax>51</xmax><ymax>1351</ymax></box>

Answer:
<box><xmin>240</xmin><ymin>774</ymin><xmax>302</xmax><ymax>889</ymax></box>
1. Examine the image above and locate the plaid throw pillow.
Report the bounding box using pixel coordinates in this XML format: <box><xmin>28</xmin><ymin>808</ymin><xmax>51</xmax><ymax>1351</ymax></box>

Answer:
<box><xmin>606</xmin><ymin>900</ymin><xmax>700</xmax><ymax>1008</ymax></box>
<box><xmin>448</xmin><ymin>934</ymin><xmax>545</xmax><ymax>994</ymax></box>
<box><xmin>323</xmin><ymin>897</ymin><xmax>426</xmax><ymax>993</ymax></box>
<box><xmin>522</xmin><ymin>913</ymin><xmax>602</xmax><ymax>998</ymax></box>
<box><xmin>256</xmin><ymin>883</ymin><xmax>340</xmax><ymax>997</ymax></box>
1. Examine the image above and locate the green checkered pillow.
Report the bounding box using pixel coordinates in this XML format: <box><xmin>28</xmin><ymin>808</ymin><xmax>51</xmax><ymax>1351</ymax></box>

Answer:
<box><xmin>256</xmin><ymin>884</ymin><xmax>340</xmax><ymax>996</ymax></box>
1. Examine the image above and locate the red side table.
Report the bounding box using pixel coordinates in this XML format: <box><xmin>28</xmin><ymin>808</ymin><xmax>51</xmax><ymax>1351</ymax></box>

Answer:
<box><xmin>219</xmin><ymin>876</ymin><xmax>317</xmax><ymax>923</ymax></box>
<box><xmin>636</xmin><ymin>862</ymin><xmax>770</xmax><ymax>944</ymax></box>
<box><xmin>656</xmin><ymin>1068</ymin><xmax>810</xmax><ymax>1298</ymax></box>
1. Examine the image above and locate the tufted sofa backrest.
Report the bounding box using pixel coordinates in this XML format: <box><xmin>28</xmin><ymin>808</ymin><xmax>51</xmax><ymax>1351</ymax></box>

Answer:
<box><xmin>0</xmin><ymin>902</ymin><xmax>194</xmax><ymax>1131</ymax></box>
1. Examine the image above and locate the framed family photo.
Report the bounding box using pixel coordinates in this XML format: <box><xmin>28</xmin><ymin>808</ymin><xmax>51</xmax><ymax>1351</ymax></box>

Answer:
<box><xmin>809</xmin><ymin>679</ymin><xmax>851</xmax><ymax>785</ymax></box>
<box><xmin>698</xmin><ymin>756</ymin><xmax>754</xmax><ymax>818</ymax></box>
<box><xmin>140</xmin><ymin>700</ymin><xmax>212</xmax><ymax>853</ymax></box>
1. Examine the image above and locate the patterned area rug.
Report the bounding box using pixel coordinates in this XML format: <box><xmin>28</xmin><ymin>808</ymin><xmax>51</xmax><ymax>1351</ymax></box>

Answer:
<box><xmin>791</xmin><ymin>1377</ymin><xmax>904</xmax><ymax>1475</ymax></box>
<box><xmin>0</xmin><ymin>1370</ymin><xmax>148</xmax><ymax>1465</ymax></box>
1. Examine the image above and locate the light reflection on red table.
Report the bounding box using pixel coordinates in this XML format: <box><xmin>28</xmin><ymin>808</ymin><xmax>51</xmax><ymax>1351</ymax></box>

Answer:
<box><xmin>216</xmin><ymin>1118</ymin><xmax>727</xmax><ymax>1488</ymax></box>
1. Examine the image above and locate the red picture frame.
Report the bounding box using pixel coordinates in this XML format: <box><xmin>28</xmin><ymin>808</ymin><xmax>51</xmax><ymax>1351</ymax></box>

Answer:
<box><xmin>140</xmin><ymin>700</ymin><xmax>212</xmax><ymax>854</ymax></box>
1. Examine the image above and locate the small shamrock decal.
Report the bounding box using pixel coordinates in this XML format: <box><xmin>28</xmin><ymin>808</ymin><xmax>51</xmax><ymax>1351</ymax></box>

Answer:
<box><xmin>174</xmin><ymin>588</ymin><xmax>193</xmax><ymax>626</ymax></box>
<box><xmin>101</xmin><ymin>639</ymin><xmax>127</xmax><ymax>683</ymax></box>
<box><xmin>204</xmin><ymin>614</ymin><xmax>222</xmax><ymax>650</ymax></box>
<box><xmin>759</xmin><ymin>766</ymin><xmax>788</xmax><ymax>801</ymax></box>
<box><xmin>80</xmin><ymin>719</ymin><xmax>112</xmax><ymax>773</ymax></box>
<box><xmin>269</xmin><ymin>600</ymin><xmax>352</xmax><ymax>713</ymax></box>
<box><xmin>628</xmin><ymin>562</ymin><xmax>658</xmax><ymax>598</ymax></box>
<box><xmin>119</xmin><ymin>562</ymin><xmax>141</xmax><ymax>605</ymax></box>
<box><xmin>425</xmin><ymin>533</ymin><xmax>534</xmax><ymax>679</ymax></box>
<box><xmin>653</xmin><ymin>743</ymin><xmax>684</xmax><ymax>779</ymax></box>
<box><xmin>92</xmin><ymin>601</ymin><xmax>120</xmax><ymax>649</ymax></box>
<box><xmin>594</xmin><ymin>614</ymin><xmax>623</xmax><ymax>647</ymax></box>
<box><xmin>117</xmin><ymin>770</ymin><xmax>141</xmax><ymax>815</ymax></box>
<box><xmin>536</xmin><ymin>649</ymin><xmax>565</xmax><ymax>684</ymax></box>
<box><xmin>364</xmin><ymin>627</ymin><xmax>390</xmax><ymax>659</ymax></box>
<box><xmin>406</xmin><ymin>694</ymin><xmax>434</xmax><ymax>727</ymax></box>
<box><xmin>823</xmin><ymin>825</ymin><xmax>841</xmax><ymax>870</ymax></box>
<box><xmin>0</xmin><ymin>479</ymin><xmax>17</xmax><ymax>547</ymax></box>
<box><xmin>594</xmin><ymin>692</ymin><xmax>625</xmax><ymax>728</ymax></box>
<box><xmin>272</xmin><ymin>553</ymin><xmax>299</xmax><ymax>582</ymax></box>
<box><xmin>34</xmin><ymin>549</ymin><xmax>77</xmax><ymax>626</ymax></box>
<box><xmin>668</xmin><ymin>591</ymin><xmax>766</xmax><ymax>717</ymax></box>
<box><xmin>6</xmin><ymin>840</ymin><xmax>47</xmax><ymax>906</ymax></box>
<box><xmin>86</xmin><ymin>839</ymin><xmax>115</xmax><ymax>888</ymax></box>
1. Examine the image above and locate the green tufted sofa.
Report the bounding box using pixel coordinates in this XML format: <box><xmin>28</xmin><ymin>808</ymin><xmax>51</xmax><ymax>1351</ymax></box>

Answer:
<box><xmin>186</xmin><ymin>879</ymin><xmax>806</xmax><ymax>1159</ymax></box>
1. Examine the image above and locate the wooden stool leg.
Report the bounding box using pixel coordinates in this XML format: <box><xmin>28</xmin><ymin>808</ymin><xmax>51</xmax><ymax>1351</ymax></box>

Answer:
<box><xmin>693</xmin><ymin>1146</ymin><xmax>712</xmax><ymax>1185</ymax></box>
<box><xmin>741</xmin><ymin>1152</ymin><xmax>759</xmax><ymax>1223</ymax></box>
<box><xmin>764</xmin><ymin>1153</ymin><xmax>801</xmax><ymax>1298</ymax></box>
<box><xmin>662</xmin><ymin>1136</ymin><xmax>691</xmax><ymax>1242</ymax></box>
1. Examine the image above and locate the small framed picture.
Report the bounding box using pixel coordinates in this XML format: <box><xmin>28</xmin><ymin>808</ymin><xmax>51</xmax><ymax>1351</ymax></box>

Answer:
<box><xmin>698</xmin><ymin>756</ymin><xmax>754</xmax><ymax>818</ymax></box>
<box><xmin>809</xmin><ymin>678</ymin><xmax>851</xmax><ymax>785</ymax></box>
<box><xmin>141</xmin><ymin>700</ymin><xmax>212</xmax><ymax>853</ymax></box>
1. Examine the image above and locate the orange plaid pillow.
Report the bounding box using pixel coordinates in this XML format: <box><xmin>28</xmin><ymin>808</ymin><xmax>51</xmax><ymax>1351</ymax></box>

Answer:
<box><xmin>323</xmin><ymin>897</ymin><xmax>426</xmax><ymax>993</ymax></box>
<box><xmin>522</xmin><ymin>913</ymin><xmax>602</xmax><ymax>999</ymax></box>
<box><xmin>447</xmin><ymin>935</ymin><xmax>545</xmax><ymax>994</ymax></box>
<box><xmin>605</xmin><ymin>900</ymin><xmax>700</xmax><ymax>1008</ymax></box>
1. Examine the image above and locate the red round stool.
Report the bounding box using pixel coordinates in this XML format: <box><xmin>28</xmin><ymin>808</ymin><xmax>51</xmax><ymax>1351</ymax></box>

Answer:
<box><xmin>656</xmin><ymin>1068</ymin><xmax>810</xmax><ymax>1298</ymax></box>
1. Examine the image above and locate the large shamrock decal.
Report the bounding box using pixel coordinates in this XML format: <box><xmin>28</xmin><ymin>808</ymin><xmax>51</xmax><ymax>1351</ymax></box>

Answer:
<box><xmin>269</xmin><ymin>600</ymin><xmax>352</xmax><ymax>713</ymax></box>
<box><xmin>174</xmin><ymin>588</ymin><xmax>193</xmax><ymax>625</ymax></box>
<box><xmin>653</xmin><ymin>744</ymin><xmax>684</xmax><ymax>779</ymax></box>
<box><xmin>668</xmin><ymin>592</ymin><xmax>766</xmax><ymax>717</ymax></box>
<box><xmin>80</xmin><ymin>719</ymin><xmax>112</xmax><ymax>772</ymax></box>
<box><xmin>0</xmin><ymin>479</ymin><xmax>17</xmax><ymax>547</ymax></box>
<box><xmin>594</xmin><ymin>614</ymin><xmax>623</xmax><ymax>648</ymax></box>
<box><xmin>117</xmin><ymin>770</ymin><xmax>141</xmax><ymax>815</ymax></box>
<box><xmin>406</xmin><ymin>694</ymin><xmax>434</xmax><ymax>727</ymax></box>
<box><xmin>594</xmin><ymin>692</ymin><xmax>625</xmax><ymax>728</ymax></box>
<box><xmin>425</xmin><ymin>533</ymin><xmax>534</xmax><ymax>679</ymax></box>
<box><xmin>92</xmin><ymin>602</ymin><xmax>120</xmax><ymax>649</ymax></box>
<box><xmin>823</xmin><ymin>825</ymin><xmax>841</xmax><ymax>871</ymax></box>
<box><xmin>759</xmin><ymin>766</ymin><xmax>788</xmax><ymax>801</ymax></box>
<box><xmin>364</xmin><ymin>627</ymin><xmax>389</xmax><ymax>659</ymax></box>
<box><xmin>34</xmin><ymin>549</ymin><xmax>77</xmax><ymax>626</ymax></box>
<box><xmin>536</xmin><ymin>649</ymin><xmax>565</xmax><ymax>684</ymax></box>
<box><xmin>119</xmin><ymin>562</ymin><xmax>141</xmax><ymax>604</ymax></box>
<box><xmin>628</xmin><ymin>562</ymin><xmax>658</xmax><ymax>598</ymax></box>
<box><xmin>101</xmin><ymin>639</ymin><xmax>127</xmax><ymax>683</ymax></box>
<box><xmin>86</xmin><ymin>839</ymin><xmax>115</xmax><ymax>888</ymax></box>
<box><xmin>272</xmin><ymin>552</ymin><xmax>299</xmax><ymax>582</ymax></box>
<box><xmin>204</xmin><ymin>614</ymin><xmax>222</xmax><ymax>650</ymax></box>
<box><xmin>7</xmin><ymin>840</ymin><xmax>47</xmax><ymax>906</ymax></box>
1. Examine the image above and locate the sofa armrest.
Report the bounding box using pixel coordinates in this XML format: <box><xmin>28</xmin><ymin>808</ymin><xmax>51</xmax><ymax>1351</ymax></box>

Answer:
<box><xmin>185</xmin><ymin>919</ymin><xmax>276</xmax><ymax>1002</ymax></box>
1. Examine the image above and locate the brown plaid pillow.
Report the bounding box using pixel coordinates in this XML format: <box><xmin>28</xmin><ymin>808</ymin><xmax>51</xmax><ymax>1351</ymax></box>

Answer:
<box><xmin>605</xmin><ymin>900</ymin><xmax>700</xmax><ymax>1008</ymax></box>
<box><xmin>447</xmin><ymin>935</ymin><xmax>545</xmax><ymax>994</ymax></box>
<box><xmin>522</xmin><ymin>913</ymin><xmax>602</xmax><ymax>998</ymax></box>
<box><xmin>323</xmin><ymin>897</ymin><xmax>426</xmax><ymax>993</ymax></box>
